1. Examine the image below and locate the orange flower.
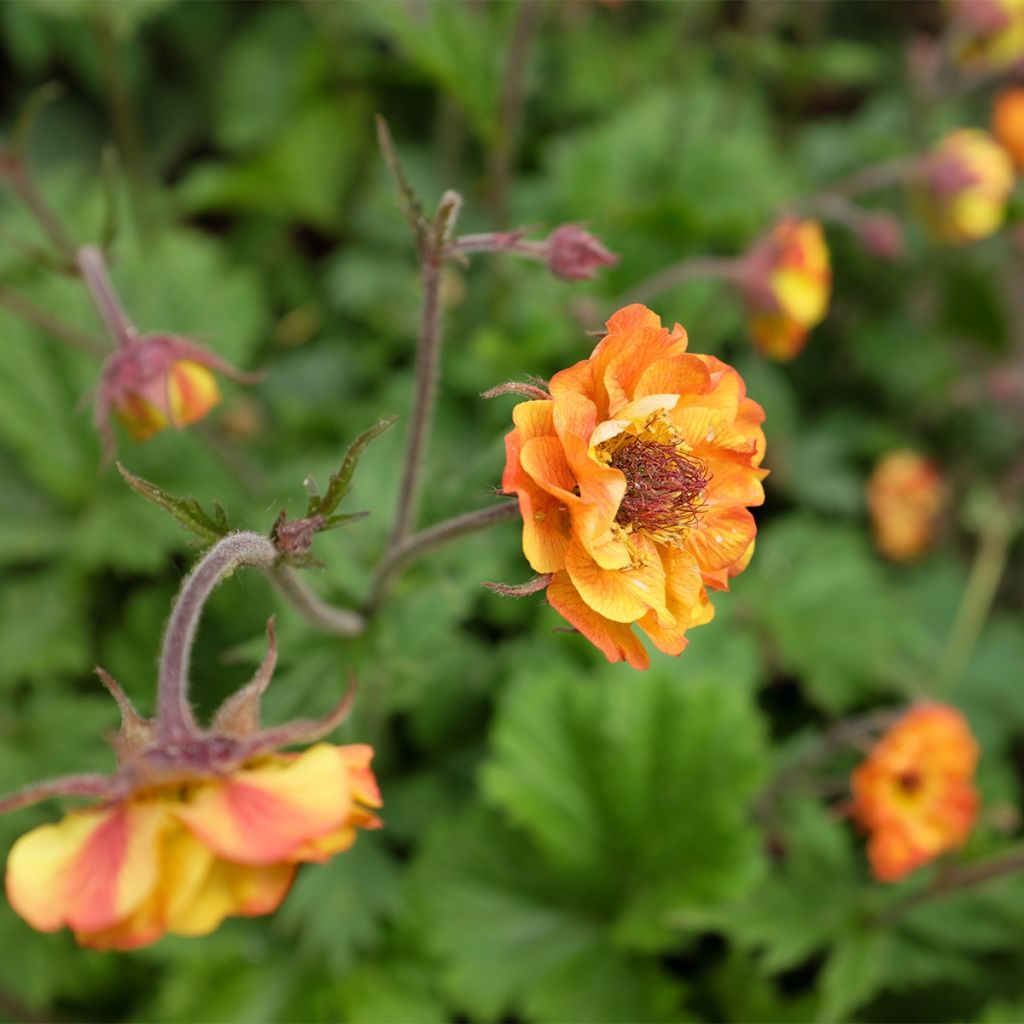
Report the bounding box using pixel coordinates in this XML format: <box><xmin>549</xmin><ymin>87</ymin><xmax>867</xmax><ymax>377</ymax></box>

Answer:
<box><xmin>852</xmin><ymin>704</ymin><xmax>979</xmax><ymax>883</ymax></box>
<box><xmin>6</xmin><ymin>744</ymin><xmax>381</xmax><ymax>950</ymax></box>
<box><xmin>867</xmin><ymin>450</ymin><xmax>946</xmax><ymax>562</ymax></box>
<box><xmin>741</xmin><ymin>219</ymin><xmax>832</xmax><ymax>361</ymax></box>
<box><xmin>993</xmin><ymin>87</ymin><xmax>1024</xmax><ymax>170</ymax></box>
<box><xmin>500</xmin><ymin>304</ymin><xmax>766</xmax><ymax>670</ymax></box>
<box><xmin>915</xmin><ymin>129</ymin><xmax>1014</xmax><ymax>244</ymax></box>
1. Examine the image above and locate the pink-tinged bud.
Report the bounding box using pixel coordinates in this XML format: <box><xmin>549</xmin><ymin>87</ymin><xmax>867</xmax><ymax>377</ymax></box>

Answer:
<box><xmin>740</xmin><ymin>218</ymin><xmax>832</xmax><ymax>361</ymax></box>
<box><xmin>95</xmin><ymin>334</ymin><xmax>255</xmax><ymax>456</ymax></box>
<box><xmin>993</xmin><ymin>87</ymin><xmax>1024</xmax><ymax>170</ymax></box>
<box><xmin>948</xmin><ymin>0</ymin><xmax>1024</xmax><ymax>70</ymax></box>
<box><xmin>914</xmin><ymin>129</ymin><xmax>1014</xmax><ymax>244</ymax></box>
<box><xmin>546</xmin><ymin>224</ymin><xmax>619</xmax><ymax>281</ymax></box>
<box><xmin>859</xmin><ymin>214</ymin><xmax>906</xmax><ymax>261</ymax></box>
<box><xmin>867</xmin><ymin>450</ymin><xmax>947</xmax><ymax>562</ymax></box>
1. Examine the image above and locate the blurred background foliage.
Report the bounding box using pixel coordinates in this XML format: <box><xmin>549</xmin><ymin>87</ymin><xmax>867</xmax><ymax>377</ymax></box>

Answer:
<box><xmin>0</xmin><ymin>0</ymin><xmax>1022</xmax><ymax>1021</ymax></box>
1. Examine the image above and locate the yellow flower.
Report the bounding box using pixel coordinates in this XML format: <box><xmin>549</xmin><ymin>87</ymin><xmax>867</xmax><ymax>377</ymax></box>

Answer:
<box><xmin>915</xmin><ymin>129</ymin><xmax>1014</xmax><ymax>244</ymax></box>
<box><xmin>500</xmin><ymin>304</ymin><xmax>766</xmax><ymax>670</ymax></box>
<box><xmin>852</xmin><ymin>704</ymin><xmax>979</xmax><ymax>883</ymax></box>
<box><xmin>742</xmin><ymin>219</ymin><xmax>832</xmax><ymax>361</ymax></box>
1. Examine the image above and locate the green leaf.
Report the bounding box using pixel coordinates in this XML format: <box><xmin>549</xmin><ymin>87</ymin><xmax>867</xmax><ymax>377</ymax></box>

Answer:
<box><xmin>720</xmin><ymin>800</ymin><xmax>859</xmax><ymax>975</ymax></box>
<box><xmin>276</xmin><ymin>839</ymin><xmax>401</xmax><ymax>975</ymax></box>
<box><xmin>116</xmin><ymin>462</ymin><xmax>230</xmax><ymax>544</ymax></box>
<box><xmin>481</xmin><ymin>661</ymin><xmax>768</xmax><ymax>951</ymax></box>
<box><xmin>742</xmin><ymin>517</ymin><xmax>910</xmax><ymax>712</ymax></box>
<box><xmin>307</xmin><ymin>416</ymin><xmax>397</xmax><ymax>517</ymax></box>
<box><xmin>818</xmin><ymin>926</ymin><xmax>891</xmax><ymax>1023</ymax></box>
<box><xmin>414</xmin><ymin>810</ymin><xmax>688</xmax><ymax>1023</ymax></box>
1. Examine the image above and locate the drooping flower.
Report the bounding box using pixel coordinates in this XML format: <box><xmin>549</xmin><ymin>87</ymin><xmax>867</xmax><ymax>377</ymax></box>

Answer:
<box><xmin>914</xmin><ymin>129</ymin><xmax>1014</xmax><ymax>244</ymax></box>
<box><xmin>1</xmin><ymin>532</ymin><xmax>381</xmax><ymax>950</ymax></box>
<box><xmin>851</xmin><ymin>703</ymin><xmax>979</xmax><ymax>883</ymax></box>
<box><xmin>867</xmin><ymin>450</ymin><xmax>946</xmax><ymax>562</ymax></box>
<box><xmin>740</xmin><ymin>218</ymin><xmax>832</xmax><ymax>361</ymax></box>
<box><xmin>76</xmin><ymin>246</ymin><xmax>259</xmax><ymax>458</ymax></box>
<box><xmin>993</xmin><ymin>86</ymin><xmax>1024</xmax><ymax>170</ymax></box>
<box><xmin>499</xmin><ymin>304</ymin><xmax>766</xmax><ymax>670</ymax></box>
<box><xmin>948</xmin><ymin>0</ymin><xmax>1024</xmax><ymax>71</ymax></box>
<box><xmin>95</xmin><ymin>333</ymin><xmax>236</xmax><ymax>444</ymax></box>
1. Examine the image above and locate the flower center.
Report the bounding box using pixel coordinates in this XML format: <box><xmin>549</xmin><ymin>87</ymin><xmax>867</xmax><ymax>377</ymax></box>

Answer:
<box><xmin>602</xmin><ymin>420</ymin><xmax>710</xmax><ymax>545</ymax></box>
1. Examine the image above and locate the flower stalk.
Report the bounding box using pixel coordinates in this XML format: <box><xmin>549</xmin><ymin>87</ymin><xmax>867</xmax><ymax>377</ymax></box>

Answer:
<box><xmin>156</xmin><ymin>531</ymin><xmax>278</xmax><ymax>744</ymax></box>
<box><xmin>76</xmin><ymin>244</ymin><xmax>137</xmax><ymax>347</ymax></box>
<box><xmin>368</xmin><ymin>500</ymin><xmax>519</xmax><ymax>612</ymax></box>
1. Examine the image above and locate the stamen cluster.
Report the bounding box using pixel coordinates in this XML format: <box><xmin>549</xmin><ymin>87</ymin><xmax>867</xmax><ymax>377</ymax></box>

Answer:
<box><xmin>608</xmin><ymin>436</ymin><xmax>710</xmax><ymax>544</ymax></box>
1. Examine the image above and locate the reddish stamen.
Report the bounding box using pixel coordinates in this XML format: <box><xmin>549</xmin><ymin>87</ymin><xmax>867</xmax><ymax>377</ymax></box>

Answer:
<box><xmin>609</xmin><ymin>438</ymin><xmax>710</xmax><ymax>540</ymax></box>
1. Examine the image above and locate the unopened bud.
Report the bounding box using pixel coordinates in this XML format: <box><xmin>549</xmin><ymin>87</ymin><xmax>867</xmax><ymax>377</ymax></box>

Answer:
<box><xmin>859</xmin><ymin>214</ymin><xmax>905</xmax><ymax>261</ymax></box>
<box><xmin>546</xmin><ymin>224</ymin><xmax>618</xmax><ymax>281</ymax></box>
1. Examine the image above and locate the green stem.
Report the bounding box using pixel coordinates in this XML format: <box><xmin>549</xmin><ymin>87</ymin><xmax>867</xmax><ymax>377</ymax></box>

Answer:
<box><xmin>936</xmin><ymin>502</ymin><xmax>1015</xmax><ymax>694</ymax></box>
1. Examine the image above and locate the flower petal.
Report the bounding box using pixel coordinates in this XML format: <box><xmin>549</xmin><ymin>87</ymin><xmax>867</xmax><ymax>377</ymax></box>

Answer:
<box><xmin>546</xmin><ymin>571</ymin><xmax>649</xmax><ymax>669</ymax></box>
<box><xmin>564</xmin><ymin>534</ymin><xmax>670</xmax><ymax>625</ymax></box>
<box><xmin>6</xmin><ymin>800</ymin><xmax>168</xmax><ymax>935</ymax></box>
<box><xmin>175</xmin><ymin>744</ymin><xmax>352</xmax><ymax>865</ymax></box>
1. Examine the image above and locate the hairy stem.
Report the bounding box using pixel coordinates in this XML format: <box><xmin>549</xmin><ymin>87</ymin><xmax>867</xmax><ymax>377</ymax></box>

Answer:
<box><xmin>76</xmin><ymin>245</ymin><xmax>137</xmax><ymax>347</ymax></box>
<box><xmin>878</xmin><ymin>844</ymin><xmax>1024</xmax><ymax>926</ymax></box>
<box><xmin>0</xmin><ymin>283</ymin><xmax>105</xmax><ymax>354</ymax></box>
<box><xmin>157</xmin><ymin>532</ymin><xmax>278</xmax><ymax>743</ymax></box>
<box><xmin>269</xmin><ymin>565</ymin><xmax>365</xmax><ymax>637</ymax></box>
<box><xmin>391</xmin><ymin>191</ymin><xmax>462</xmax><ymax>544</ymax></box>
<box><xmin>3</xmin><ymin>157</ymin><xmax>77</xmax><ymax>259</ymax></box>
<box><xmin>369</xmin><ymin>500</ymin><xmax>519</xmax><ymax>611</ymax></box>
<box><xmin>618</xmin><ymin>256</ymin><xmax>744</xmax><ymax>309</ymax></box>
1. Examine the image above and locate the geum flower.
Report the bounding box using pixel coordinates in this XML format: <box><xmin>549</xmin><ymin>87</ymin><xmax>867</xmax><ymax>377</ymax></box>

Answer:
<box><xmin>914</xmin><ymin>129</ymin><xmax>1014</xmax><ymax>244</ymax></box>
<box><xmin>852</xmin><ymin>703</ymin><xmax>979</xmax><ymax>883</ymax></box>
<box><xmin>499</xmin><ymin>304</ymin><xmax>766</xmax><ymax>670</ymax></box>
<box><xmin>739</xmin><ymin>218</ymin><xmax>832</xmax><ymax>361</ymax></box>
<box><xmin>1</xmin><ymin>533</ymin><xmax>381</xmax><ymax>950</ymax></box>
<box><xmin>866</xmin><ymin>450</ymin><xmax>946</xmax><ymax>562</ymax></box>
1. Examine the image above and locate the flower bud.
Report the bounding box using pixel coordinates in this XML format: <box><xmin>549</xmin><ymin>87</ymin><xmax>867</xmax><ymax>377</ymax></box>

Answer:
<box><xmin>993</xmin><ymin>86</ymin><xmax>1024</xmax><ymax>169</ymax></box>
<box><xmin>858</xmin><ymin>213</ymin><xmax>906</xmax><ymax>261</ymax></box>
<box><xmin>545</xmin><ymin>224</ymin><xmax>619</xmax><ymax>281</ymax></box>
<box><xmin>915</xmin><ymin>129</ymin><xmax>1014</xmax><ymax>244</ymax></box>
<box><xmin>740</xmin><ymin>218</ymin><xmax>832</xmax><ymax>361</ymax></box>
<box><xmin>948</xmin><ymin>0</ymin><xmax>1024</xmax><ymax>70</ymax></box>
<box><xmin>95</xmin><ymin>334</ymin><xmax>256</xmax><ymax>456</ymax></box>
<box><xmin>866</xmin><ymin>450</ymin><xmax>946</xmax><ymax>562</ymax></box>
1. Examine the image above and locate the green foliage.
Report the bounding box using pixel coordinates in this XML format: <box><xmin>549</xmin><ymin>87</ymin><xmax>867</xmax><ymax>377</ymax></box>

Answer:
<box><xmin>0</xmin><ymin>2</ymin><xmax>1021</xmax><ymax>1023</ymax></box>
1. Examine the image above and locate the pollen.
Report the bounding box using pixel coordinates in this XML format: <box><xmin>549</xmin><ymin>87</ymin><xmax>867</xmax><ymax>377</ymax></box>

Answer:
<box><xmin>604</xmin><ymin>424</ymin><xmax>711</xmax><ymax>545</ymax></box>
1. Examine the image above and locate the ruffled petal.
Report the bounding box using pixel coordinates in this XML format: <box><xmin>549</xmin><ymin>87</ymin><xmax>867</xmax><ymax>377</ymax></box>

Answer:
<box><xmin>546</xmin><ymin>571</ymin><xmax>649</xmax><ymax>669</ymax></box>
<box><xmin>6</xmin><ymin>800</ymin><xmax>168</xmax><ymax>935</ymax></box>
<box><xmin>686</xmin><ymin>506</ymin><xmax>758</xmax><ymax>574</ymax></box>
<box><xmin>564</xmin><ymin>534</ymin><xmax>670</xmax><ymax>625</ymax></box>
<box><xmin>175</xmin><ymin>744</ymin><xmax>352</xmax><ymax>866</ymax></box>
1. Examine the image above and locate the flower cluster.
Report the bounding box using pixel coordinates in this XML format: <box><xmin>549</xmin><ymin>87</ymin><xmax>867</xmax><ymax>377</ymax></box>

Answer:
<box><xmin>740</xmin><ymin>218</ymin><xmax>832</xmax><ymax>361</ymax></box>
<box><xmin>852</xmin><ymin>703</ymin><xmax>979</xmax><ymax>882</ymax></box>
<box><xmin>501</xmin><ymin>304</ymin><xmax>766</xmax><ymax>670</ymax></box>
<box><xmin>866</xmin><ymin>450</ymin><xmax>947</xmax><ymax>562</ymax></box>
